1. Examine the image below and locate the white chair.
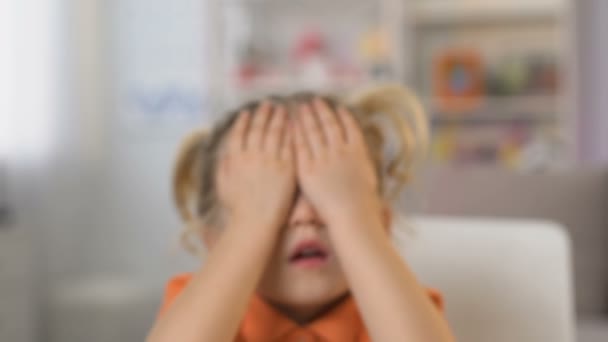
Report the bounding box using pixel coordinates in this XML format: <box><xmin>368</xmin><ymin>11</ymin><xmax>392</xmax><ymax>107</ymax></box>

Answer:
<box><xmin>399</xmin><ymin>216</ymin><xmax>576</xmax><ymax>342</ymax></box>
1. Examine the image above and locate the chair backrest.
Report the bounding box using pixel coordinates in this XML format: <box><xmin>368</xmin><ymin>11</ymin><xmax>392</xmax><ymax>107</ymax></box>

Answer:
<box><xmin>418</xmin><ymin>167</ymin><xmax>608</xmax><ymax>314</ymax></box>
<box><xmin>399</xmin><ymin>216</ymin><xmax>576</xmax><ymax>342</ymax></box>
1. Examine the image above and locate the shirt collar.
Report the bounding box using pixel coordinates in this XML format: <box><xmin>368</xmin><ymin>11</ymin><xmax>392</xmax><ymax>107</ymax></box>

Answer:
<box><xmin>241</xmin><ymin>293</ymin><xmax>363</xmax><ymax>342</ymax></box>
<box><xmin>308</xmin><ymin>295</ymin><xmax>362</xmax><ymax>341</ymax></box>
<box><xmin>240</xmin><ymin>295</ymin><xmax>297</xmax><ymax>342</ymax></box>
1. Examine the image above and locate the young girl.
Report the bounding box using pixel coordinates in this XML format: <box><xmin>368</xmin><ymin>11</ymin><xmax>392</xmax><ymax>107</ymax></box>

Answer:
<box><xmin>147</xmin><ymin>85</ymin><xmax>455</xmax><ymax>342</ymax></box>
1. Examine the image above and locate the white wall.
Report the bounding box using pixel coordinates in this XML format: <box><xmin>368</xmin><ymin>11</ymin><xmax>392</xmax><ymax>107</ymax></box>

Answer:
<box><xmin>43</xmin><ymin>0</ymin><xmax>210</xmax><ymax>287</ymax></box>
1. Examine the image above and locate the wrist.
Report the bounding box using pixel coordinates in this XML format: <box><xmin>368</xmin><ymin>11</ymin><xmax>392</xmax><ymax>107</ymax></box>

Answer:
<box><xmin>326</xmin><ymin>197</ymin><xmax>384</xmax><ymax>228</ymax></box>
<box><xmin>325</xmin><ymin>207</ymin><xmax>393</xmax><ymax>263</ymax></box>
<box><xmin>225</xmin><ymin>210</ymin><xmax>284</xmax><ymax>235</ymax></box>
<box><xmin>216</xmin><ymin>218</ymin><xmax>281</xmax><ymax>258</ymax></box>
<box><xmin>327</xmin><ymin>207</ymin><xmax>385</xmax><ymax>236</ymax></box>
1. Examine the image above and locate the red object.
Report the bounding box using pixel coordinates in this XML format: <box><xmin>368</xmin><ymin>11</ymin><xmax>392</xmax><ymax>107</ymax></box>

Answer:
<box><xmin>237</xmin><ymin>63</ymin><xmax>259</xmax><ymax>88</ymax></box>
<box><xmin>292</xmin><ymin>30</ymin><xmax>325</xmax><ymax>62</ymax></box>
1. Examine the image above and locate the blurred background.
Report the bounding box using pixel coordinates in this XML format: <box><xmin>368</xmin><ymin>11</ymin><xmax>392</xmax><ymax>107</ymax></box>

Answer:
<box><xmin>1</xmin><ymin>0</ymin><xmax>607</xmax><ymax>341</ymax></box>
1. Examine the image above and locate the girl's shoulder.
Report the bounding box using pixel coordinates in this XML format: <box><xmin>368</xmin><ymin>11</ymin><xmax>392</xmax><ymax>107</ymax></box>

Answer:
<box><xmin>158</xmin><ymin>273</ymin><xmax>194</xmax><ymax>315</ymax></box>
<box><xmin>165</xmin><ymin>272</ymin><xmax>193</xmax><ymax>292</ymax></box>
<box><xmin>158</xmin><ymin>273</ymin><xmax>445</xmax><ymax>316</ymax></box>
<box><xmin>426</xmin><ymin>287</ymin><xmax>445</xmax><ymax>313</ymax></box>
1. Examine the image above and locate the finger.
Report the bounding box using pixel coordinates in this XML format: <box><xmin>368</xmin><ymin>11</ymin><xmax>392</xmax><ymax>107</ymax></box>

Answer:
<box><xmin>227</xmin><ymin>110</ymin><xmax>251</xmax><ymax>153</ymax></box>
<box><xmin>263</xmin><ymin>104</ymin><xmax>286</xmax><ymax>155</ymax></box>
<box><xmin>293</xmin><ymin>115</ymin><xmax>312</xmax><ymax>163</ymax></box>
<box><xmin>299</xmin><ymin>103</ymin><xmax>325</xmax><ymax>157</ymax></box>
<box><xmin>246</xmin><ymin>101</ymin><xmax>272</xmax><ymax>150</ymax></box>
<box><xmin>280</xmin><ymin>121</ymin><xmax>293</xmax><ymax>162</ymax></box>
<box><xmin>338</xmin><ymin>106</ymin><xmax>365</xmax><ymax>145</ymax></box>
<box><xmin>312</xmin><ymin>97</ymin><xmax>344</xmax><ymax>145</ymax></box>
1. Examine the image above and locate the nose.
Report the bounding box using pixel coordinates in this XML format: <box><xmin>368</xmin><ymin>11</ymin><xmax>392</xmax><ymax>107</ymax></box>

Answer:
<box><xmin>288</xmin><ymin>194</ymin><xmax>323</xmax><ymax>228</ymax></box>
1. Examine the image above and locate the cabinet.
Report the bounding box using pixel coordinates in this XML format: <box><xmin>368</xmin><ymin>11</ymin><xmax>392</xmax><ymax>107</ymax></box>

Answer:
<box><xmin>206</xmin><ymin>0</ymin><xmax>577</xmax><ymax>169</ymax></box>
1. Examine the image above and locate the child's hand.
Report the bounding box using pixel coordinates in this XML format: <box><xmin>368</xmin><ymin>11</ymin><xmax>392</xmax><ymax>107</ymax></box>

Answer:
<box><xmin>217</xmin><ymin>102</ymin><xmax>296</xmax><ymax>229</ymax></box>
<box><xmin>293</xmin><ymin>98</ymin><xmax>381</xmax><ymax>226</ymax></box>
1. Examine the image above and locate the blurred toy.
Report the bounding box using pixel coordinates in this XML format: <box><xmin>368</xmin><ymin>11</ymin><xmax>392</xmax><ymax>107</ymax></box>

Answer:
<box><xmin>431</xmin><ymin>127</ymin><xmax>458</xmax><ymax>162</ymax></box>
<box><xmin>499</xmin><ymin>122</ymin><xmax>531</xmax><ymax>167</ymax></box>
<box><xmin>527</xmin><ymin>55</ymin><xmax>559</xmax><ymax>94</ymax></box>
<box><xmin>486</xmin><ymin>56</ymin><xmax>529</xmax><ymax>96</ymax></box>
<box><xmin>291</xmin><ymin>30</ymin><xmax>331</xmax><ymax>88</ymax></box>
<box><xmin>236</xmin><ymin>44</ymin><xmax>263</xmax><ymax>87</ymax></box>
<box><xmin>433</xmin><ymin>49</ymin><xmax>484</xmax><ymax>113</ymax></box>
<box><xmin>485</xmin><ymin>53</ymin><xmax>559</xmax><ymax>96</ymax></box>
<box><xmin>519</xmin><ymin>125</ymin><xmax>566</xmax><ymax>171</ymax></box>
<box><xmin>358</xmin><ymin>27</ymin><xmax>393</xmax><ymax>79</ymax></box>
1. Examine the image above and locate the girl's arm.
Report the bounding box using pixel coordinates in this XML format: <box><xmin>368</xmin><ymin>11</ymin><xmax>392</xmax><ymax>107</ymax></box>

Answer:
<box><xmin>147</xmin><ymin>103</ymin><xmax>295</xmax><ymax>342</ymax></box>
<box><xmin>293</xmin><ymin>99</ymin><xmax>455</xmax><ymax>342</ymax></box>
<box><xmin>147</xmin><ymin>219</ymin><xmax>281</xmax><ymax>342</ymax></box>
<box><xmin>329</xmin><ymin>211</ymin><xmax>455</xmax><ymax>342</ymax></box>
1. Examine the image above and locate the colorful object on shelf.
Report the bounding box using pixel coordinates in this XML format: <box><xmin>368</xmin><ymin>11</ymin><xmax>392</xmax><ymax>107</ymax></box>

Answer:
<box><xmin>485</xmin><ymin>53</ymin><xmax>560</xmax><ymax>96</ymax></box>
<box><xmin>431</xmin><ymin>122</ymin><xmax>538</xmax><ymax>168</ymax></box>
<box><xmin>358</xmin><ymin>27</ymin><xmax>393</xmax><ymax>79</ymax></box>
<box><xmin>235</xmin><ymin>43</ymin><xmax>268</xmax><ymax>88</ymax></box>
<box><xmin>433</xmin><ymin>49</ymin><xmax>484</xmax><ymax>114</ymax></box>
<box><xmin>292</xmin><ymin>30</ymin><xmax>326</xmax><ymax>63</ymax></box>
<box><xmin>290</xmin><ymin>30</ymin><xmax>331</xmax><ymax>88</ymax></box>
<box><xmin>527</xmin><ymin>55</ymin><xmax>559</xmax><ymax>95</ymax></box>
<box><xmin>432</xmin><ymin>126</ymin><xmax>458</xmax><ymax>162</ymax></box>
<box><xmin>486</xmin><ymin>57</ymin><xmax>529</xmax><ymax>96</ymax></box>
<box><xmin>359</xmin><ymin>27</ymin><xmax>391</xmax><ymax>61</ymax></box>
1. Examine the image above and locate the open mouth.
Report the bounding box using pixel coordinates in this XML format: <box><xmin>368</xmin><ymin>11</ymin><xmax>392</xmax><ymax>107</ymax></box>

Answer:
<box><xmin>289</xmin><ymin>241</ymin><xmax>329</xmax><ymax>268</ymax></box>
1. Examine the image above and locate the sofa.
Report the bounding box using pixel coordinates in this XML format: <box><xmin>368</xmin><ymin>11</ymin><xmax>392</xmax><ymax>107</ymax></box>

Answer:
<box><xmin>414</xmin><ymin>167</ymin><xmax>608</xmax><ymax>341</ymax></box>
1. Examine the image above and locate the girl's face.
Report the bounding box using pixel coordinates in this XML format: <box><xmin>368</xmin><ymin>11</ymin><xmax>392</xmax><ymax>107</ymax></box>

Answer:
<box><xmin>203</xmin><ymin>194</ymin><xmax>351</xmax><ymax>317</ymax></box>
<box><xmin>256</xmin><ymin>194</ymin><xmax>349</xmax><ymax>312</ymax></box>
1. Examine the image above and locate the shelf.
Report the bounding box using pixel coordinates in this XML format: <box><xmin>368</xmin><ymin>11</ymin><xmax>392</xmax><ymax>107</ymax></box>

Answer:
<box><xmin>426</xmin><ymin>95</ymin><xmax>558</xmax><ymax>125</ymax></box>
<box><xmin>217</xmin><ymin>74</ymin><xmax>376</xmax><ymax>102</ymax></box>
<box><xmin>414</xmin><ymin>1</ymin><xmax>563</xmax><ymax>27</ymax></box>
<box><xmin>432</xmin><ymin>115</ymin><xmax>555</xmax><ymax>126</ymax></box>
<box><xmin>222</xmin><ymin>0</ymin><xmax>374</xmax><ymax>11</ymax></box>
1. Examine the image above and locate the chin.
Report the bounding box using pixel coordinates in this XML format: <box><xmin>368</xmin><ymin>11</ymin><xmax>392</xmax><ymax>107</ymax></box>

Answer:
<box><xmin>261</xmin><ymin>278</ymin><xmax>349</xmax><ymax>309</ymax></box>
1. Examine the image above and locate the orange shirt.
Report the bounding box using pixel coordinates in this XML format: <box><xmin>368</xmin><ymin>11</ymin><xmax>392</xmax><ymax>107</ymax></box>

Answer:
<box><xmin>160</xmin><ymin>273</ymin><xmax>444</xmax><ymax>342</ymax></box>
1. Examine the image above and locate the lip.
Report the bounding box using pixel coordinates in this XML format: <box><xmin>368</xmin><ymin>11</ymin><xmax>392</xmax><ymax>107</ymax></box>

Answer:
<box><xmin>288</xmin><ymin>240</ymin><xmax>330</xmax><ymax>269</ymax></box>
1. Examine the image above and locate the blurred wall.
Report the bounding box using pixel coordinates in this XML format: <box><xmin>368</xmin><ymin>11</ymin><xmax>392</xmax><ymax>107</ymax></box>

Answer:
<box><xmin>578</xmin><ymin>0</ymin><xmax>608</xmax><ymax>164</ymax></box>
<box><xmin>44</xmin><ymin>0</ymin><xmax>208</xmax><ymax>289</ymax></box>
<box><xmin>41</xmin><ymin>0</ymin><xmax>608</xmax><ymax>287</ymax></box>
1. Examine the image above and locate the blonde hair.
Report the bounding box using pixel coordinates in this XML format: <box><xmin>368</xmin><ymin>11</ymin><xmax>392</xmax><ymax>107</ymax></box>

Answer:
<box><xmin>173</xmin><ymin>84</ymin><xmax>428</xmax><ymax>253</ymax></box>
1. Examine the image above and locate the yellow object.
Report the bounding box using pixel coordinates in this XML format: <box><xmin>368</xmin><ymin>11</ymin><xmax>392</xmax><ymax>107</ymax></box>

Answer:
<box><xmin>500</xmin><ymin>142</ymin><xmax>521</xmax><ymax>168</ymax></box>
<box><xmin>432</xmin><ymin>128</ymin><xmax>457</xmax><ymax>162</ymax></box>
<box><xmin>359</xmin><ymin>28</ymin><xmax>391</xmax><ymax>62</ymax></box>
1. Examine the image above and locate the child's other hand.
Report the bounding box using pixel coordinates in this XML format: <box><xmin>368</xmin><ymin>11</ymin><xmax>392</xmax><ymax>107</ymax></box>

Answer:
<box><xmin>293</xmin><ymin>99</ymin><xmax>381</xmax><ymax>227</ymax></box>
<box><xmin>217</xmin><ymin>102</ymin><xmax>296</xmax><ymax>229</ymax></box>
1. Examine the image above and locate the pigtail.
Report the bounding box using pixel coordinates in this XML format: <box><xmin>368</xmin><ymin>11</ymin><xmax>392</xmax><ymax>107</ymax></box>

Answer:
<box><xmin>348</xmin><ymin>84</ymin><xmax>429</xmax><ymax>200</ymax></box>
<box><xmin>172</xmin><ymin>129</ymin><xmax>209</xmax><ymax>223</ymax></box>
<box><xmin>172</xmin><ymin>129</ymin><xmax>210</xmax><ymax>254</ymax></box>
